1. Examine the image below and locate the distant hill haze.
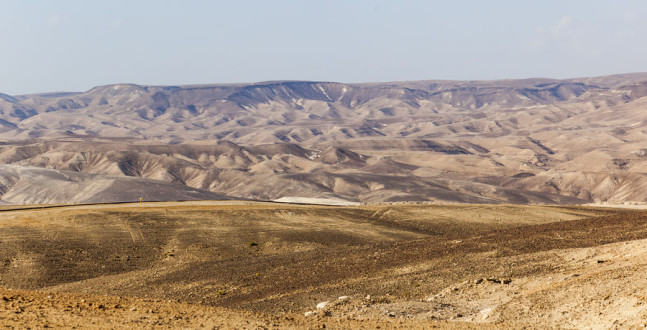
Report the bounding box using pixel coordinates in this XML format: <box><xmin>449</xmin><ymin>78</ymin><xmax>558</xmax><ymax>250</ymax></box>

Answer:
<box><xmin>3</xmin><ymin>73</ymin><xmax>647</xmax><ymax>204</ymax></box>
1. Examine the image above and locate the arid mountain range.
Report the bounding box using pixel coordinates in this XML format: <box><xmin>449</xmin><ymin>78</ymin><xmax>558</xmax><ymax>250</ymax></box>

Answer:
<box><xmin>3</xmin><ymin>73</ymin><xmax>647</xmax><ymax>204</ymax></box>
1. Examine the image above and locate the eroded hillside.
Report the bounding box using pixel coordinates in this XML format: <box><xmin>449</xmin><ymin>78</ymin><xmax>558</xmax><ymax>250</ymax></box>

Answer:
<box><xmin>2</xmin><ymin>73</ymin><xmax>647</xmax><ymax>204</ymax></box>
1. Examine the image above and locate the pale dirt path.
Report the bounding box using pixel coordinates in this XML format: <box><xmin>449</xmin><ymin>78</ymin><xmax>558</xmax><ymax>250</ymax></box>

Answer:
<box><xmin>0</xmin><ymin>200</ymin><xmax>359</xmax><ymax>216</ymax></box>
<box><xmin>0</xmin><ymin>200</ymin><xmax>284</xmax><ymax>223</ymax></box>
<box><xmin>585</xmin><ymin>202</ymin><xmax>647</xmax><ymax>209</ymax></box>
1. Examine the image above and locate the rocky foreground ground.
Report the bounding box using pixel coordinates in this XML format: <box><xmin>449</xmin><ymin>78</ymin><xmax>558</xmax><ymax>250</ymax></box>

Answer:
<box><xmin>0</xmin><ymin>202</ymin><xmax>646</xmax><ymax>328</ymax></box>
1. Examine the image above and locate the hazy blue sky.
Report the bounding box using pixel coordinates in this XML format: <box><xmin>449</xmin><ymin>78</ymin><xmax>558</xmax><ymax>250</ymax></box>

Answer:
<box><xmin>2</xmin><ymin>0</ymin><xmax>647</xmax><ymax>94</ymax></box>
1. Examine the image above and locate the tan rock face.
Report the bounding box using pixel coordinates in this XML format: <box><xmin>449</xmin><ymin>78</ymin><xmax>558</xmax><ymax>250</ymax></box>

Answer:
<box><xmin>3</xmin><ymin>73</ymin><xmax>647</xmax><ymax>204</ymax></box>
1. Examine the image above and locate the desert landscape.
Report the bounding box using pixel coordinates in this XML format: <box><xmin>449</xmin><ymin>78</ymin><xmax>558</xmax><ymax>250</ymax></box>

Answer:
<box><xmin>5</xmin><ymin>1</ymin><xmax>647</xmax><ymax>327</ymax></box>
<box><xmin>1</xmin><ymin>201</ymin><xmax>647</xmax><ymax>328</ymax></box>
<box><xmin>3</xmin><ymin>74</ymin><xmax>647</xmax><ymax>205</ymax></box>
<box><xmin>2</xmin><ymin>74</ymin><xmax>647</xmax><ymax>327</ymax></box>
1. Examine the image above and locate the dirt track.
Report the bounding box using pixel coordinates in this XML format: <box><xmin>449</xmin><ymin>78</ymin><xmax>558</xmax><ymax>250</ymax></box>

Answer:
<box><xmin>0</xmin><ymin>202</ymin><xmax>644</xmax><ymax>328</ymax></box>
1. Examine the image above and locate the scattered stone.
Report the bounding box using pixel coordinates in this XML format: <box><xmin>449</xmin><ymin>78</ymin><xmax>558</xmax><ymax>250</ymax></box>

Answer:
<box><xmin>365</xmin><ymin>295</ymin><xmax>371</xmax><ymax>300</ymax></box>
<box><xmin>597</xmin><ymin>260</ymin><xmax>605</xmax><ymax>264</ymax></box>
<box><xmin>130</xmin><ymin>307</ymin><xmax>137</xmax><ymax>311</ymax></box>
<box><xmin>304</xmin><ymin>311</ymin><xmax>315</xmax><ymax>317</ymax></box>
<box><xmin>338</xmin><ymin>296</ymin><xmax>350</xmax><ymax>301</ymax></box>
<box><xmin>474</xmin><ymin>278</ymin><xmax>484</xmax><ymax>284</ymax></box>
<box><xmin>316</xmin><ymin>301</ymin><xmax>328</xmax><ymax>309</ymax></box>
<box><xmin>479</xmin><ymin>307</ymin><xmax>493</xmax><ymax>320</ymax></box>
<box><xmin>485</xmin><ymin>278</ymin><xmax>511</xmax><ymax>284</ymax></box>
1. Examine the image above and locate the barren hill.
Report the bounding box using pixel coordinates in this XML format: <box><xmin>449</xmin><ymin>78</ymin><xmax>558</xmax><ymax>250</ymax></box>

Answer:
<box><xmin>0</xmin><ymin>164</ymin><xmax>228</xmax><ymax>204</ymax></box>
<box><xmin>3</xmin><ymin>73</ymin><xmax>647</xmax><ymax>204</ymax></box>
<box><xmin>2</xmin><ymin>202</ymin><xmax>646</xmax><ymax>328</ymax></box>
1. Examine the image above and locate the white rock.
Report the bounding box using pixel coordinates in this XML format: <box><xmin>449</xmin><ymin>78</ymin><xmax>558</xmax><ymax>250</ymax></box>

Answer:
<box><xmin>338</xmin><ymin>296</ymin><xmax>350</xmax><ymax>301</ymax></box>
<box><xmin>316</xmin><ymin>301</ymin><xmax>329</xmax><ymax>309</ymax></box>
<box><xmin>304</xmin><ymin>311</ymin><xmax>315</xmax><ymax>317</ymax></box>
<box><xmin>478</xmin><ymin>307</ymin><xmax>493</xmax><ymax>320</ymax></box>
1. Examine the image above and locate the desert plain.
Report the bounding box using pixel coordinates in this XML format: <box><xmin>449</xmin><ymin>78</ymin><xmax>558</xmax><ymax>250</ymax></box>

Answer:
<box><xmin>0</xmin><ymin>201</ymin><xmax>646</xmax><ymax>328</ymax></box>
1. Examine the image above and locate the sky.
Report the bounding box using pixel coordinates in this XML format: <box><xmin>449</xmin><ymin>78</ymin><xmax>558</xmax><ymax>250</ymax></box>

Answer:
<box><xmin>2</xmin><ymin>0</ymin><xmax>647</xmax><ymax>95</ymax></box>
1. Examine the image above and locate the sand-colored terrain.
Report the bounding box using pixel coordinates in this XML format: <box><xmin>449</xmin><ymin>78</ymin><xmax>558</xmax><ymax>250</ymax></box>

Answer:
<box><xmin>1</xmin><ymin>201</ymin><xmax>645</xmax><ymax>328</ymax></box>
<box><xmin>4</xmin><ymin>74</ymin><xmax>647</xmax><ymax>204</ymax></box>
